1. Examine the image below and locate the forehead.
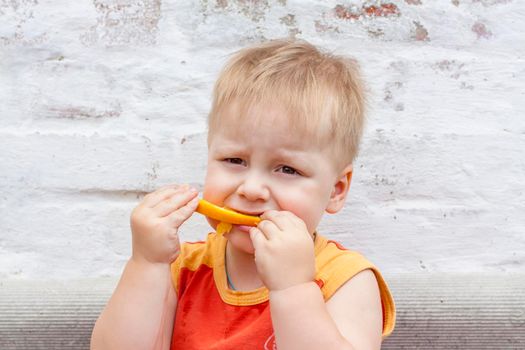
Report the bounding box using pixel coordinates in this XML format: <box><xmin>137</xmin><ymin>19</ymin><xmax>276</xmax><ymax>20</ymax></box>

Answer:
<box><xmin>208</xmin><ymin>101</ymin><xmax>332</xmax><ymax>151</ymax></box>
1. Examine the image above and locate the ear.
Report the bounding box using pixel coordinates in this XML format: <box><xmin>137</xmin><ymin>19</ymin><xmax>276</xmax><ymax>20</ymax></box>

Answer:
<box><xmin>325</xmin><ymin>164</ymin><xmax>353</xmax><ymax>214</ymax></box>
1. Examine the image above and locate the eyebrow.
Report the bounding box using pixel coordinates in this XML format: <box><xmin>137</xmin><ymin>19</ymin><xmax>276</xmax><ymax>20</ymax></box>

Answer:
<box><xmin>213</xmin><ymin>141</ymin><xmax>312</xmax><ymax>162</ymax></box>
<box><xmin>269</xmin><ymin>148</ymin><xmax>315</xmax><ymax>167</ymax></box>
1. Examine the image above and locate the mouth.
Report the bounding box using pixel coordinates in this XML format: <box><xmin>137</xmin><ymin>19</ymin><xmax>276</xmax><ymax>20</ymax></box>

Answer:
<box><xmin>220</xmin><ymin>208</ymin><xmax>264</xmax><ymax>233</ymax></box>
<box><xmin>233</xmin><ymin>224</ymin><xmax>254</xmax><ymax>233</ymax></box>
<box><xmin>228</xmin><ymin>208</ymin><xmax>264</xmax><ymax>217</ymax></box>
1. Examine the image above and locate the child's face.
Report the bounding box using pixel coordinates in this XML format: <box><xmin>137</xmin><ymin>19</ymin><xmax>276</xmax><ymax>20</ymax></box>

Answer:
<box><xmin>203</xmin><ymin>103</ymin><xmax>346</xmax><ymax>254</ymax></box>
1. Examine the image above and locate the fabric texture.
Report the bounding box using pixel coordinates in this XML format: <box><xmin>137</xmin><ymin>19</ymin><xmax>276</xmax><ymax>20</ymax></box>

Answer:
<box><xmin>170</xmin><ymin>232</ymin><xmax>395</xmax><ymax>349</ymax></box>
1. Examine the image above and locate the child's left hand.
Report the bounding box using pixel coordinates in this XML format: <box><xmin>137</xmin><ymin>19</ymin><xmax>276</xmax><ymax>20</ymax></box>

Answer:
<box><xmin>249</xmin><ymin>210</ymin><xmax>316</xmax><ymax>291</ymax></box>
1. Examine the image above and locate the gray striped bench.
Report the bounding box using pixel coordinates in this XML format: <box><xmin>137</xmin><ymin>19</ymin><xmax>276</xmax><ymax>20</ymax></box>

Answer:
<box><xmin>1</xmin><ymin>274</ymin><xmax>524</xmax><ymax>349</ymax></box>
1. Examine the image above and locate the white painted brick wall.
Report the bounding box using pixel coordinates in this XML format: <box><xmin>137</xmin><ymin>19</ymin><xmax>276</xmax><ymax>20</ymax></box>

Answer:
<box><xmin>1</xmin><ymin>0</ymin><xmax>523</xmax><ymax>279</ymax></box>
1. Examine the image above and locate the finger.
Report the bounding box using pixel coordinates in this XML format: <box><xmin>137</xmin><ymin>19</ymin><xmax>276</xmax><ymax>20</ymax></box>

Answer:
<box><xmin>256</xmin><ymin>219</ymin><xmax>280</xmax><ymax>240</ymax></box>
<box><xmin>143</xmin><ymin>184</ymin><xmax>187</xmax><ymax>208</ymax></box>
<box><xmin>154</xmin><ymin>187</ymin><xmax>198</xmax><ymax>217</ymax></box>
<box><xmin>142</xmin><ymin>185</ymin><xmax>181</xmax><ymax>207</ymax></box>
<box><xmin>261</xmin><ymin>210</ymin><xmax>296</xmax><ymax>231</ymax></box>
<box><xmin>167</xmin><ymin>196</ymin><xmax>199</xmax><ymax>228</ymax></box>
<box><xmin>249</xmin><ymin>227</ymin><xmax>267</xmax><ymax>250</ymax></box>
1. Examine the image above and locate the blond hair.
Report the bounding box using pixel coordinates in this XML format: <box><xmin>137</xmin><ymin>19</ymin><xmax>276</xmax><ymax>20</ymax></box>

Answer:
<box><xmin>208</xmin><ymin>39</ymin><xmax>366</xmax><ymax>169</ymax></box>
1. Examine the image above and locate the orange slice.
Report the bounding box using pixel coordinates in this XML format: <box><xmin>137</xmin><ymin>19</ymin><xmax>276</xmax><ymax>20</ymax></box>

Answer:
<box><xmin>216</xmin><ymin>222</ymin><xmax>233</xmax><ymax>235</ymax></box>
<box><xmin>196</xmin><ymin>199</ymin><xmax>261</xmax><ymax>226</ymax></box>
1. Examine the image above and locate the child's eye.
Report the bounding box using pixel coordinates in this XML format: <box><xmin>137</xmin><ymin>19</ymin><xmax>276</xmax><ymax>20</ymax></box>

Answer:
<box><xmin>224</xmin><ymin>158</ymin><xmax>245</xmax><ymax>166</ymax></box>
<box><xmin>277</xmin><ymin>165</ymin><xmax>300</xmax><ymax>175</ymax></box>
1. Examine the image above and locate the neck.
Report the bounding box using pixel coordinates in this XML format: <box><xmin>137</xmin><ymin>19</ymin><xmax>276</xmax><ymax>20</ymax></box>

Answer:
<box><xmin>225</xmin><ymin>242</ymin><xmax>264</xmax><ymax>291</ymax></box>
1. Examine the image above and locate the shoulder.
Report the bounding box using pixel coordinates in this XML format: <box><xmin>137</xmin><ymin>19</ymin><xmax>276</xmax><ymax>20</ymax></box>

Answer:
<box><xmin>314</xmin><ymin>236</ymin><xmax>374</xmax><ymax>299</ymax></box>
<box><xmin>315</xmin><ymin>235</ymin><xmax>396</xmax><ymax>338</ymax></box>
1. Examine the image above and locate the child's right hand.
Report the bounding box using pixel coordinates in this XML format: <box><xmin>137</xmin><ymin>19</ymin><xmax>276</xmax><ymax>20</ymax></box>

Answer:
<box><xmin>130</xmin><ymin>184</ymin><xmax>199</xmax><ymax>265</ymax></box>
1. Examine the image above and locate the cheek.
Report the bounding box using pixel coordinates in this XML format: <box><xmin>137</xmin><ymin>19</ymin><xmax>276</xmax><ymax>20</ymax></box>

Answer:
<box><xmin>203</xmin><ymin>164</ymin><xmax>227</xmax><ymax>201</ymax></box>
<box><xmin>276</xmin><ymin>192</ymin><xmax>326</xmax><ymax>234</ymax></box>
<box><xmin>301</xmin><ymin>209</ymin><xmax>325</xmax><ymax>234</ymax></box>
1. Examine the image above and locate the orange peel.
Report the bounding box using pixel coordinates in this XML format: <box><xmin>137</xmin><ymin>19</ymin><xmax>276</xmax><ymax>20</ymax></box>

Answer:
<box><xmin>196</xmin><ymin>199</ymin><xmax>261</xmax><ymax>226</ymax></box>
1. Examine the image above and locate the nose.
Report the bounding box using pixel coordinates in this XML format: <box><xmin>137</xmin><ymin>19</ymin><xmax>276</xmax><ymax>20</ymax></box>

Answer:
<box><xmin>237</xmin><ymin>170</ymin><xmax>270</xmax><ymax>202</ymax></box>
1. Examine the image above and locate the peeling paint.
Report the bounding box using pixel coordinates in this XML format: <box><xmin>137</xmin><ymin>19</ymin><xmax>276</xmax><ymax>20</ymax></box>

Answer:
<box><xmin>334</xmin><ymin>4</ymin><xmax>359</xmax><ymax>21</ymax></box>
<box><xmin>459</xmin><ymin>81</ymin><xmax>474</xmax><ymax>90</ymax></box>
<box><xmin>208</xmin><ymin>0</ymin><xmax>273</xmax><ymax>23</ymax></box>
<box><xmin>334</xmin><ymin>2</ymin><xmax>400</xmax><ymax>21</ymax></box>
<box><xmin>364</xmin><ymin>3</ymin><xmax>399</xmax><ymax>17</ymax></box>
<box><xmin>47</xmin><ymin>104</ymin><xmax>122</xmax><ymax>119</ymax></box>
<box><xmin>216</xmin><ymin>0</ymin><xmax>228</xmax><ymax>9</ymax></box>
<box><xmin>280</xmin><ymin>13</ymin><xmax>300</xmax><ymax>38</ymax></box>
<box><xmin>279</xmin><ymin>13</ymin><xmax>294</xmax><ymax>26</ymax></box>
<box><xmin>413</xmin><ymin>21</ymin><xmax>429</xmax><ymax>41</ymax></box>
<box><xmin>367</xmin><ymin>27</ymin><xmax>384</xmax><ymax>38</ymax></box>
<box><xmin>0</xmin><ymin>0</ymin><xmax>45</xmax><ymax>46</ymax></box>
<box><xmin>431</xmin><ymin>60</ymin><xmax>468</xmax><ymax>80</ymax></box>
<box><xmin>326</xmin><ymin>2</ymin><xmax>441</xmax><ymax>43</ymax></box>
<box><xmin>384</xmin><ymin>81</ymin><xmax>405</xmax><ymax>112</ymax></box>
<box><xmin>472</xmin><ymin>0</ymin><xmax>513</xmax><ymax>6</ymax></box>
<box><xmin>146</xmin><ymin>160</ymin><xmax>159</xmax><ymax>184</ymax></box>
<box><xmin>81</xmin><ymin>0</ymin><xmax>161</xmax><ymax>46</ymax></box>
<box><xmin>314</xmin><ymin>19</ymin><xmax>339</xmax><ymax>34</ymax></box>
<box><xmin>472</xmin><ymin>21</ymin><xmax>492</xmax><ymax>39</ymax></box>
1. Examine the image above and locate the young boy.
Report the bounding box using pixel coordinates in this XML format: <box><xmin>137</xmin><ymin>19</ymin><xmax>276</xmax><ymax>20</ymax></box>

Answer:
<box><xmin>91</xmin><ymin>39</ymin><xmax>395</xmax><ymax>350</ymax></box>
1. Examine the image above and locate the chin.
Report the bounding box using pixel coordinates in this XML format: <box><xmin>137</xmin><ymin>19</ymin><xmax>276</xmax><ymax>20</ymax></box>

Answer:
<box><xmin>225</xmin><ymin>229</ymin><xmax>255</xmax><ymax>255</ymax></box>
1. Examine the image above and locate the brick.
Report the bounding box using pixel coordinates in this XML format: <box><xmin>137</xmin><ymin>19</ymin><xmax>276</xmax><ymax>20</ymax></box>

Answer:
<box><xmin>0</xmin><ymin>132</ymin><xmax>208</xmax><ymax>191</ymax></box>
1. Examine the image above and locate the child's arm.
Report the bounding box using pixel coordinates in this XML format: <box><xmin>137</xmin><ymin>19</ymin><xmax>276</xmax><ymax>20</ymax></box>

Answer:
<box><xmin>90</xmin><ymin>258</ymin><xmax>177</xmax><ymax>350</ymax></box>
<box><xmin>269</xmin><ymin>270</ymin><xmax>382</xmax><ymax>350</ymax></box>
<box><xmin>250</xmin><ymin>211</ymin><xmax>383</xmax><ymax>350</ymax></box>
<box><xmin>91</xmin><ymin>185</ymin><xmax>199</xmax><ymax>350</ymax></box>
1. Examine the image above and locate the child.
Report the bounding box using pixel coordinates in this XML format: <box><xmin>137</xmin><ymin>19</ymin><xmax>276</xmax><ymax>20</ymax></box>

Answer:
<box><xmin>91</xmin><ymin>39</ymin><xmax>395</xmax><ymax>350</ymax></box>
